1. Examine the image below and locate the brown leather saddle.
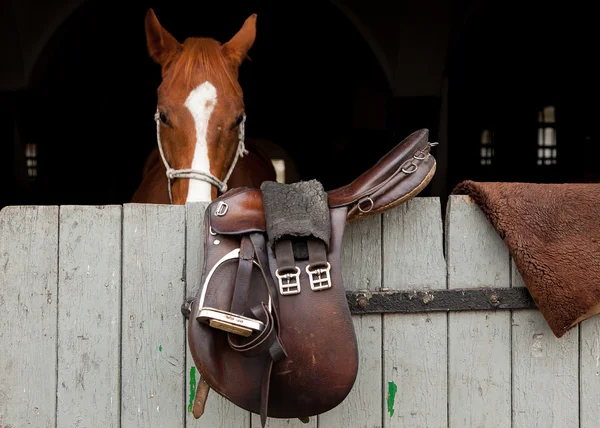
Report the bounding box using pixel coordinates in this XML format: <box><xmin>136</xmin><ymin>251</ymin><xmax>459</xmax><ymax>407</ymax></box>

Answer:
<box><xmin>186</xmin><ymin>129</ymin><xmax>437</xmax><ymax>426</ymax></box>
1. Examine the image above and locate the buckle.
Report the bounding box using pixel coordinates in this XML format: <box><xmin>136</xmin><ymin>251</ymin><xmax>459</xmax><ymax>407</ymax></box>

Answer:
<box><xmin>306</xmin><ymin>262</ymin><xmax>332</xmax><ymax>291</ymax></box>
<box><xmin>275</xmin><ymin>267</ymin><xmax>301</xmax><ymax>295</ymax></box>
<box><xmin>215</xmin><ymin>201</ymin><xmax>228</xmax><ymax>216</ymax></box>
<box><xmin>413</xmin><ymin>149</ymin><xmax>428</xmax><ymax>160</ymax></box>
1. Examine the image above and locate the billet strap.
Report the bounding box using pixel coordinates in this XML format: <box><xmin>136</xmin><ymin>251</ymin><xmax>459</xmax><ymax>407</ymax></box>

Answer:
<box><xmin>306</xmin><ymin>238</ymin><xmax>332</xmax><ymax>291</ymax></box>
<box><xmin>274</xmin><ymin>237</ymin><xmax>332</xmax><ymax>294</ymax></box>
<box><xmin>274</xmin><ymin>239</ymin><xmax>302</xmax><ymax>295</ymax></box>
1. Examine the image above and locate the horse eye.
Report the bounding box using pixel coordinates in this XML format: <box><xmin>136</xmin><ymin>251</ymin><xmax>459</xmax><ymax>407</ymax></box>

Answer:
<box><xmin>229</xmin><ymin>114</ymin><xmax>244</xmax><ymax>131</ymax></box>
<box><xmin>159</xmin><ymin>111</ymin><xmax>170</xmax><ymax>125</ymax></box>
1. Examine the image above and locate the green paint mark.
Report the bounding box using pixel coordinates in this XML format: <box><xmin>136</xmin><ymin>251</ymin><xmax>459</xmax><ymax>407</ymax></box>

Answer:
<box><xmin>387</xmin><ymin>381</ymin><xmax>397</xmax><ymax>417</ymax></box>
<box><xmin>188</xmin><ymin>366</ymin><xmax>197</xmax><ymax>412</ymax></box>
<box><xmin>159</xmin><ymin>345</ymin><xmax>162</xmax><ymax>352</ymax></box>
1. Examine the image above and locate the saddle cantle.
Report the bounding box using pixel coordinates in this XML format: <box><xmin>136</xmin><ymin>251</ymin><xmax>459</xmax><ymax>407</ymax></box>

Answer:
<box><xmin>186</xmin><ymin>129</ymin><xmax>437</xmax><ymax>426</ymax></box>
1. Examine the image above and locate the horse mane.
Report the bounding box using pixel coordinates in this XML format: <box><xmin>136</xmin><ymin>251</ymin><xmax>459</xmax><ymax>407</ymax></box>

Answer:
<box><xmin>162</xmin><ymin>38</ymin><xmax>243</xmax><ymax>98</ymax></box>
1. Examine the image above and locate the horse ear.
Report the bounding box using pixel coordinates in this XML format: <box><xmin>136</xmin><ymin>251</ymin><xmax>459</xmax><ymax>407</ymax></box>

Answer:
<box><xmin>222</xmin><ymin>14</ymin><xmax>257</xmax><ymax>68</ymax></box>
<box><xmin>145</xmin><ymin>8</ymin><xmax>182</xmax><ymax>66</ymax></box>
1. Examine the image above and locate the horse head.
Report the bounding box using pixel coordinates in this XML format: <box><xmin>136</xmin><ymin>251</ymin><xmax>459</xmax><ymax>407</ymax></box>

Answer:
<box><xmin>142</xmin><ymin>8</ymin><xmax>257</xmax><ymax>204</ymax></box>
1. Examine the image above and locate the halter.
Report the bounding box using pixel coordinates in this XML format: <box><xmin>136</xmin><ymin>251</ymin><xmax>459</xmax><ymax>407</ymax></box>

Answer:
<box><xmin>154</xmin><ymin>109</ymin><xmax>249</xmax><ymax>203</ymax></box>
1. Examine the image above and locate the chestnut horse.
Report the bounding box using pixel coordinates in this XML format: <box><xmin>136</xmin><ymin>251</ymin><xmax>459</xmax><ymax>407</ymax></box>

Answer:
<box><xmin>132</xmin><ymin>9</ymin><xmax>276</xmax><ymax>204</ymax></box>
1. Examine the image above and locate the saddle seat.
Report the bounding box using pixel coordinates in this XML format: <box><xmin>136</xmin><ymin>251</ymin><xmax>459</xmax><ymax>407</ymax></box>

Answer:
<box><xmin>186</xmin><ymin>129</ymin><xmax>437</xmax><ymax>426</ymax></box>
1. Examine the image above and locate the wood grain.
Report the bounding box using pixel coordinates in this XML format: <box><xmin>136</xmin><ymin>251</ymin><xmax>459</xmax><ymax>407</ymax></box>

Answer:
<box><xmin>446</xmin><ymin>195</ymin><xmax>511</xmax><ymax>428</ymax></box>
<box><xmin>383</xmin><ymin>198</ymin><xmax>447</xmax><ymax>428</ymax></box>
<box><xmin>0</xmin><ymin>206</ymin><xmax>59</xmax><ymax>428</ymax></box>
<box><xmin>57</xmin><ymin>206</ymin><xmax>122</xmax><ymax>427</ymax></box>
<box><xmin>511</xmin><ymin>261</ymin><xmax>579</xmax><ymax>428</ymax></box>
<box><xmin>121</xmin><ymin>204</ymin><xmax>186</xmax><ymax>427</ymax></box>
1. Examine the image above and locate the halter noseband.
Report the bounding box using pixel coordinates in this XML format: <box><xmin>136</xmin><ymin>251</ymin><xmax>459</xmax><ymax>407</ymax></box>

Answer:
<box><xmin>154</xmin><ymin>109</ymin><xmax>249</xmax><ymax>203</ymax></box>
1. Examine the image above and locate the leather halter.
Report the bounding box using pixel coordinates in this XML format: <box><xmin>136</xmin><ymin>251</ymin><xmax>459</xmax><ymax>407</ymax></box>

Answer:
<box><xmin>154</xmin><ymin>109</ymin><xmax>249</xmax><ymax>203</ymax></box>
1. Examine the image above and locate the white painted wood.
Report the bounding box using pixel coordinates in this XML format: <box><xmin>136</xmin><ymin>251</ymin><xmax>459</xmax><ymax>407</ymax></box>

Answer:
<box><xmin>57</xmin><ymin>206</ymin><xmax>121</xmax><ymax>427</ymax></box>
<box><xmin>383</xmin><ymin>198</ymin><xmax>447</xmax><ymax>428</ymax></box>
<box><xmin>320</xmin><ymin>214</ymin><xmax>383</xmax><ymax>428</ymax></box>
<box><xmin>383</xmin><ymin>198</ymin><xmax>446</xmax><ymax>291</ymax></box>
<box><xmin>121</xmin><ymin>204</ymin><xmax>186</xmax><ymax>427</ymax></box>
<box><xmin>511</xmin><ymin>259</ymin><xmax>526</xmax><ymax>289</ymax></box>
<box><xmin>446</xmin><ymin>195</ymin><xmax>511</xmax><ymax>428</ymax></box>
<box><xmin>511</xmin><ymin>259</ymin><xmax>579</xmax><ymax>427</ymax></box>
<box><xmin>0</xmin><ymin>206</ymin><xmax>59</xmax><ymax>428</ymax></box>
<box><xmin>341</xmin><ymin>213</ymin><xmax>382</xmax><ymax>291</ymax></box>
<box><xmin>511</xmin><ymin>310</ymin><xmax>579</xmax><ymax>427</ymax></box>
<box><xmin>184</xmin><ymin>202</ymin><xmax>251</xmax><ymax>427</ymax></box>
<box><xmin>580</xmin><ymin>317</ymin><xmax>600</xmax><ymax>428</ymax></box>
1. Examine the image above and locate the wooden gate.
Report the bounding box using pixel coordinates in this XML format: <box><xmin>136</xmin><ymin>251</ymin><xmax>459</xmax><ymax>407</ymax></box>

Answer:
<box><xmin>1</xmin><ymin>196</ymin><xmax>598</xmax><ymax>427</ymax></box>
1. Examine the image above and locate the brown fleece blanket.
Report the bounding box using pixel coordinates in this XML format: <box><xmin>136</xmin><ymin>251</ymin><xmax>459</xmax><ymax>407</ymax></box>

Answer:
<box><xmin>452</xmin><ymin>180</ymin><xmax>600</xmax><ymax>338</ymax></box>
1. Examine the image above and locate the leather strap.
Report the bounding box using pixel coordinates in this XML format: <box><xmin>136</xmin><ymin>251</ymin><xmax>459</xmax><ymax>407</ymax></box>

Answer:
<box><xmin>192</xmin><ymin>375</ymin><xmax>210</xmax><ymax>419</ymax></box>
<box><xmin>307</xmin><ymin>238</ymin><xmax>328</xmax><ymax>269</ymax></box>
<box><xmin>224</xmin><ymin>233</ymin><xmax>287</xmax><ymax>427</ymax></box>
<box><xmin>229</xmin><ymin>236</ymin><xmax>254</xmax><ymax>317</ymax></box>
<box><xmin>249</xmin><ymin>233</ymin><xmax>281</xmax><ymax>312</ymax></box>
<box><xmin>274</xmin><ymin>239</ymin><xmax>296</xmax><ymax>273</ymax></box>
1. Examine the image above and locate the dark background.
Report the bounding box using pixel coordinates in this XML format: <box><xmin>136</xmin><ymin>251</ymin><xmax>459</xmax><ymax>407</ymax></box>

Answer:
<box><xmin>1</xmin><ymin>0</ymin><xmax>598</xmax><ymax>210</ymax></box>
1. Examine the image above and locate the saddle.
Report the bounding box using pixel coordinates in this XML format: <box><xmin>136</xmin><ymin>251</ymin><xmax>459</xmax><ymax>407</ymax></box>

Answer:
<box><xmin>186</xmin><ymin>129</ymin><xmax>437</xmax><ymax>426</ymax></box>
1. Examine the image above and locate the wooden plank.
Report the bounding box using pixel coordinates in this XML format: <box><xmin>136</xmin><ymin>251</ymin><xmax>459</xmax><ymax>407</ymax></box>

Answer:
<box><xmin>121</xmin><ymin>204</ymin><xmax>186</xmax><ymax>427</ymax></box>
<box><xmin>580</xmin><ymin>317</ymin><xmax>600</xmax><ymax>428</ymax></box>
<box><xmin>446</xmin><ymin>195</ymin><xmax>511</xmax><ymax>428</ymax></box>
<box><xmin>0</xmin><ymin>206</ymin><xmax>59</xmax><ymax>428</ymax></box>
<box><xmin>383</xmin><ymin>198</ymin><xmax>447</xmax><ymax>428</ymax></box>
<box><xmin>57</xmin><ymin>206</ymin><xmax>121</xmax><ymax>427</ymax></box>
<box><xmin>320</xmin><ymin>214</ymin><xmax>383</xmax><ymax>428</ymax></box>
<box><xmin>185</xmin><ymin>201</ymin><xmax>251</xmax><ymax>427</ymax></box>
<box><xmin>341</xmin><ymin>213</ymin><xmax>382</xmax><ymax>291</ymax></box>
<box><xmin>511</xmin><ymin>267</ymin><xmax>579</xmax><ymax>427</ymax></box>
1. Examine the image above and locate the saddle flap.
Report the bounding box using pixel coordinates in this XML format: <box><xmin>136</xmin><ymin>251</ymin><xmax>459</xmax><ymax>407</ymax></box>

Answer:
<box><xmin>208</xmin><ymin>188</ymin><xmax>266</xmax><ymax>235</ymax></box>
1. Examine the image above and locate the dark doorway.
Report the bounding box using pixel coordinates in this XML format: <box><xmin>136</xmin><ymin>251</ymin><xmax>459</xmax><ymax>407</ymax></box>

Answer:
<box><xmin>3</xmin><ymin>0</ymin><xmax>392</xmax><ymax>208</ymax></box>
<box><xmin>447</xmin><ymin>0</ymin><xmax>600</xmax><ymax>194</ymax></box>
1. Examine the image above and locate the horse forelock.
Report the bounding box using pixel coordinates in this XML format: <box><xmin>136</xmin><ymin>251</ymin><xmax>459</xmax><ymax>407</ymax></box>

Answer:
<box><xmin>161</xmin><ymin>38</ymin><xmax>242</xmax><ymax>99</ymax></box>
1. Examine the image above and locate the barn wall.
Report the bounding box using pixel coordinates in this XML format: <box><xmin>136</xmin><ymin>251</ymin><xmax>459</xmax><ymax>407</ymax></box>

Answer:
<box><xmin>1</xmin><ymin>197</ymin><xmax>596</xmax><ymax>427</ymax></box>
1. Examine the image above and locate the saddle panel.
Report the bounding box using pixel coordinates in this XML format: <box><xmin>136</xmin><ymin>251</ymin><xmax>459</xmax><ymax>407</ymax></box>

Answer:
<box><xmin>264</xmin><ymin>206</ymin><xmax>358</xmax><ymax>417</ymax></box>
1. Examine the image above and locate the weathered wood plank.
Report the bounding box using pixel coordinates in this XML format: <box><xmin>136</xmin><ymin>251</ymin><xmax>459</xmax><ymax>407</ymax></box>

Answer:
<box><xmin>341</xmin><ymin>213</ymin><xmax>382</xmax><ymax>291</ymax></box>
<box><xmin>57</xmin><ymin>206</ymin><xmax>121</xmax><ymax>427</ymax></box>
<box><xmin>121</xmin><ymin>204</ymin><xmax>186</xmax><ymax>427</ymax></box>
<box><xmin>446</xmin><ymin>195</ymin><xmax>511</xmax><ymax>428</ymax></box>
<box><xmin>320</xmin><ymin>214</ymin><xmax>383</xmax><ymax>428</ymax></box>
<box><xmin>511</xmin><ymin>267</ymin><xmax>579</xmax><ymax>428</ymax></box>
<box><xmin>383</xmin><ymin>198</ymin><xmax>447</xmax><ymax>428</ymax></box>
<box><xmin>580</xmin><ymin>317</ymin><xmax>600</xmax><ymax>428</ymax></box>
<box><xmin>185</xmin><ymin>202</ymin><xmax>251</xmax><ymax>427</ymax></box>
<box><xmin>0</xmin><ymin>206</ymin><xmax>59</xmax><ymax>428</ymax></box>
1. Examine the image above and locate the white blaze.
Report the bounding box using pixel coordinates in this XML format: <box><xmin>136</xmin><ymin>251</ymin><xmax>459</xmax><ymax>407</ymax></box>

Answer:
<box><xmin>184</xmin><ymin>81</ymin><xmax>217</xmax><ymax>202</ymax></box>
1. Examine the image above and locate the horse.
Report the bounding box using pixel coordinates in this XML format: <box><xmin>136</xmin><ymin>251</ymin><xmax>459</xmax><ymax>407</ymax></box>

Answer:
<box><xmin>131</xmin><ymin>8</ymin><xmax>276</xmax><ymax>205</ymax></box>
